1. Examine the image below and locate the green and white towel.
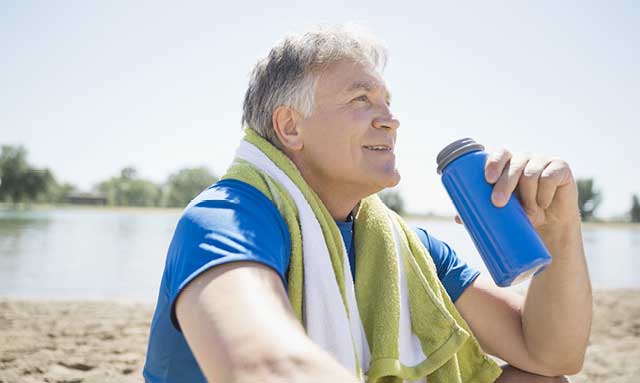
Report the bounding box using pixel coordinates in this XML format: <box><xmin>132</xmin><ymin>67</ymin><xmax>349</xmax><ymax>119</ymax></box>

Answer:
<box><xmin>222</xmin><ymin>128</ymin><xmax>503</xmax><ymax>383</ymax></box>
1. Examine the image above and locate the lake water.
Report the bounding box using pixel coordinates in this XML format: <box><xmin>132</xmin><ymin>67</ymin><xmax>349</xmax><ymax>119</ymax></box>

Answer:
<box><xmin>1</xmin><ymin>208</ymin><xmax>638</xmax><ymax>301</ymax></box>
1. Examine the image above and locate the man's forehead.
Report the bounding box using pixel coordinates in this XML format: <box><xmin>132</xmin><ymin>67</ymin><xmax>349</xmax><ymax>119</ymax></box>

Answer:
<box><xmin>343</xmin><ymin>78</ymin><xmax>392</xmax><ymax>99</ymax></box>
<box><xmin>315</xmin><ymin>60</ymin><xmax>392</xmax><ymax>99</ymax></box>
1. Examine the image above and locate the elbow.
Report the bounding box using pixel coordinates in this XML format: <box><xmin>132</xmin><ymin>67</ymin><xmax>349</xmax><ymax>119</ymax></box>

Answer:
<box><xmin>546</xmin><ymin>362</ymin><xmax>584</xmax><ymax>377</ymax></box>
<box><xmin>533</xmin><ymin>353</ymin><xmax>586</xmax><ymax>377</ymax></box>
<box><xmin>558</xmin><ymin>355</ymin><xmax>586</xmax><ymax>376</ymax></box>
<box><xmin>524</xmin><ymin>335</ymin><xmax>589</xmax><ymax>376</ymax></box>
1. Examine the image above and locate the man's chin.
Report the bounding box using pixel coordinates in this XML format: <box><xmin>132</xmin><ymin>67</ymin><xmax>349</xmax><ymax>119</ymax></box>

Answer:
<box><xmin>384</xmin><ymin>170</ymin><xmax>401</xmax><ymax>188</ymax></box>
<box><xmin>372</xmin><ymin>170</ymin><xmax>401</xmax><ymax>191</ymax></box>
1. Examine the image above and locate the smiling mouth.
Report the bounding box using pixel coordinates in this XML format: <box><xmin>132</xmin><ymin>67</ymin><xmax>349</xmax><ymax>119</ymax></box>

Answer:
<box><xmin>363</xmin><ymin>145</ymin><xmax>393</xmax><ymax>152</ymax></box>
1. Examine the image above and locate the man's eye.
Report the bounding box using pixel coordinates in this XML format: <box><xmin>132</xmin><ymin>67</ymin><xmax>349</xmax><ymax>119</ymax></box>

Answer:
<box><xmin>353</xmin><ymin>95</ymin><xmax>369</xmax><ymax>103</ymax></box>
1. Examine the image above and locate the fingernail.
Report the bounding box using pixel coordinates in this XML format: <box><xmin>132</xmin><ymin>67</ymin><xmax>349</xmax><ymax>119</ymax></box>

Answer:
<box><xmin>487</xmin><ymin>170</ymin><xmax>499</xmax><ymax>183</ymax></box>
<box><xmin>492</xmin><ymin>191</ymin><xmax>506</xmax><ymax>206</ymax></box>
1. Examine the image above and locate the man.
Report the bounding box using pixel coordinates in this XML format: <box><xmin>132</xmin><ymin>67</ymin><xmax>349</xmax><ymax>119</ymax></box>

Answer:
<box><xmin>144</xmin><ymin>25</ymin><xmax>591</xmax><ymax>382</ymax></box>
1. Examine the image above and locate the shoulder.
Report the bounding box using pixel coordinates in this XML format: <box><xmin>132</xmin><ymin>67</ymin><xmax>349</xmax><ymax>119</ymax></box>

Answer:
<box><xmin>165</xmin><ymin>179</ymin><xmax>292</xmax><ymax>327</ymax></box>
<box><xmin>184</xmin><ymin>178</ymin><xmax>280</xmax><ymax>216</ymax></box>
<box><xmin>178</xmin><ymin>179</ymin><xmax>289</xmax><ymax>242</ymax></box>
<box><xmin>168</xmin><ymin>179</ymin><xmax>292</xmax><ymax>291</ymax></box>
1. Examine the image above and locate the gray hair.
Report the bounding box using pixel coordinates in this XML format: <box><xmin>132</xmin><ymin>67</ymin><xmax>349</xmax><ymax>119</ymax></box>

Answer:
<box><xmin>241</xmin><ymin>24</ymin><xmax>388</xmax><ymax>149</ymax></box>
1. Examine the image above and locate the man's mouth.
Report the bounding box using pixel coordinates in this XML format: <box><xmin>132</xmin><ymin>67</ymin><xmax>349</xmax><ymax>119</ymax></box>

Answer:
<box><xmin>363</xmin><ymin>145</ymin><xmax>393</xmax><ymax>152</ymax></box>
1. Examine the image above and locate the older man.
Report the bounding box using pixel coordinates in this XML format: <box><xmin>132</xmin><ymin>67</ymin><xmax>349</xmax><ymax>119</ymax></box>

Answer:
<box><xmin>143</xmin><ymin>25</ymin><xmax>591</xmax><ymax>383</ymax></box>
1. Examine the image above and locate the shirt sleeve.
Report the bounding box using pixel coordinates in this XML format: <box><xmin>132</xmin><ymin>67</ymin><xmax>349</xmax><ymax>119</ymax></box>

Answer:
<box><xmin>413</xmin><ymin>227</ymin><xmax>480</xmax><ymax>303</ymax></box>
<box><xmin>167</xmin><ymin>179</ymin><xmax>291</xmax><ymax>329</ymax></box>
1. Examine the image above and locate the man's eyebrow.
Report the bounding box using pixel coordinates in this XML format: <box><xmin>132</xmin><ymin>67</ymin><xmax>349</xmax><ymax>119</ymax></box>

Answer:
<box><xmin>345</xmin><ymin>80</ymin><xmax>393</xmax><ymax>102</ymax></box>
<box><xmin>345</xmin><ymin>80</ymin><xmax>375</xmax><ymax>93</ymax></box>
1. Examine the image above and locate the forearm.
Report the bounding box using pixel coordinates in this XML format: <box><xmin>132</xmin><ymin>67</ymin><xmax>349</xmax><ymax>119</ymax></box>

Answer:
<box><xmin>522</xmin><ymin>221</ymin><xmax>592</xmax><ymax>374</ymax></box>
<box><xmin>177</xmin><ymin>262</ymin><xmax>359</xmax><ymax>383</ymax></box>
<box><xmin>185</xmin><ymin>309</ymin><xmax>358</xmax><ymax>383</ymax></box>
<box><xmin>229</xmin><ymin>335</ymin><xmax>360</xmax><ymax>383</ymax></box>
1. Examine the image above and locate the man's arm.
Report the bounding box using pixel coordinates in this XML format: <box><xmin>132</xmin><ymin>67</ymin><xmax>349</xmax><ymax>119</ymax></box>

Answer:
<box><xmin>176</xmin><ymin>261</ymin><xmax>359</xmax><ymax>383</ymax></box>
<box><xmin>521</xmin><ymin>221</ymin><xmax>591</xmax><ymax>373</ymax></box>
<box><xmin>453</xmin><ymin>149</ymin><xmax>592</xmax><ymax>377</ymax></box>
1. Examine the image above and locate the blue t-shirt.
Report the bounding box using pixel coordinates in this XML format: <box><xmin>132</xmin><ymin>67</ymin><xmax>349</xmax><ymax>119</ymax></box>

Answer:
<box><xmin>143</xmin><ymin>179</ymin><xmax>480</xmax><ymax>383</ymax></box>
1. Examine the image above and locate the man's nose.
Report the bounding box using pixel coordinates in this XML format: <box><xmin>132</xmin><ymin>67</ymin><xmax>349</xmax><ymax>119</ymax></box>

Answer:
<box><xmin>373</xmin><ymin>105</ymin><xmax>400</xmax><ymax>131</ymax></box>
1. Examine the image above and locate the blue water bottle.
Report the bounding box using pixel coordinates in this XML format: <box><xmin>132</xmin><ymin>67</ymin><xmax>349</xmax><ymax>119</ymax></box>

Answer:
<box><xmin>436</xmin><ymin>138</ymin><xmax>552</xmax><ymax>287</ymax></box>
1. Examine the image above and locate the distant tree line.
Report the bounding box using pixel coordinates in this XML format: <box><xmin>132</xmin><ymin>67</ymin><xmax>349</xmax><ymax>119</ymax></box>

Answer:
<box><xmin>0</xmin><ymin>145</ymin><xmax>217</xmax><ymax>208</ymax></box>
<box><xmin>96</xmin><ymin>165</ymin><xmax>217</xmax><ymax>207</ymax></box>
<box><xmin>1</xmin><ymin>145</ymin><xmax>639</xmax><ymax>222</ymax></box>
<box><xmin>0</xmin><ymin>145</ymin><xmax>72</xmax><ymax>205</ymax></box>
<box><xmin>575</xmin><ymin>178</ymin><xmax>640</xmax><ymax>223</ymax></box>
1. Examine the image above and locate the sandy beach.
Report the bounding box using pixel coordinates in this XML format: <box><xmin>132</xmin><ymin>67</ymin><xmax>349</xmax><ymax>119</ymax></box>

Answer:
<box><xmin>0</xmin><ymin>289</ymin><xmax>638</xmax><ymax>383</ymax></box>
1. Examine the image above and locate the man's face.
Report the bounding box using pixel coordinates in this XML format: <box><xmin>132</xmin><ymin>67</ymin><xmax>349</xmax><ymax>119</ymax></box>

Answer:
<box><xmin>297</xmin><ymin>59</ymin><xmax>401</xmax><ymax>197</ymax></box>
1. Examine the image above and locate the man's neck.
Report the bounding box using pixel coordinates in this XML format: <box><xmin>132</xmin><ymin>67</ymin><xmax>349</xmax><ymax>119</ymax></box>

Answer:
<box><xmin>293</xmin><ymin>164</ymin><xmax>361</xmax><ymax>222</ymax></box>
<box><xmin>312</xmin><ymin>185</ymin><xmax>360</xmax><ymax>222</ymax></box>
<box><xmin>285</xmin><ymin>150</ymin><xmax>370</xmax><ymax>222</ymax></box>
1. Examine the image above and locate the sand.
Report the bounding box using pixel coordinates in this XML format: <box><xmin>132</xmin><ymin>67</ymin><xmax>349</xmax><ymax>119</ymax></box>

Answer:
<box><xmin>0</xmin><ymin>300</ymin><xmax>150</xmax><ymax>383</ymax></box>
<box><xmin>0</xmin><ymin>289</ymin><xmax>638</xmax><ymax>383</ymax></box>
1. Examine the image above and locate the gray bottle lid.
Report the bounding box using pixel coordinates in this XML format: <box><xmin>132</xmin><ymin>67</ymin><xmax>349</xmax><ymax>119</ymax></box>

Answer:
<box><xmin>436</xmin><ymin>138</ymin><xmax>485</xmax><ymax>174</ymax></box>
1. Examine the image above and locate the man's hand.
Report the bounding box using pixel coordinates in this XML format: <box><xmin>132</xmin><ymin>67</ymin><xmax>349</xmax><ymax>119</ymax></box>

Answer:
<box><xmin>455</xmin><ymin>148</ymin><xmax>581</xmax><ymax>234</ymax></box>
<box><xmin>483</xmin><ymin>149</ymin><xmax>580</xmax><ymax>227</ymax></box>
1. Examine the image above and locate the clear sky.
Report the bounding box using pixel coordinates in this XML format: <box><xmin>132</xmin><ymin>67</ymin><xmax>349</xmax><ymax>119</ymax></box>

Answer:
<box><xmin>1</xmin><ymin>1</ymin><xmax>638</xmax><ymax>217</ymax></box>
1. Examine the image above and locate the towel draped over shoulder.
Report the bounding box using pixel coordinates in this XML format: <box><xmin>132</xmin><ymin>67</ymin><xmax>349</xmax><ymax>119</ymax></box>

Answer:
<box><xmin>221</xmin><ymin>128</ymin><xmax>502</xmax><ymax>383</ymax></box>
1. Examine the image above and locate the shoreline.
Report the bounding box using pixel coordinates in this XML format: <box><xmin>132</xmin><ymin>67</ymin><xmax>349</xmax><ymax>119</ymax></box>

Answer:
<box><xmin>0</xmin><ymin>203</ymin><xmax>184</xmax><ymax>214</ymax></box>
<box><xmin>3</xmin><ymin>204</ymin><xmax>640</xmax><ymax>228</ymax></box>
<box><xmin>1</xmin><ymin>288</ymin><xmax>638</xmax><ymax>383</ymax></box>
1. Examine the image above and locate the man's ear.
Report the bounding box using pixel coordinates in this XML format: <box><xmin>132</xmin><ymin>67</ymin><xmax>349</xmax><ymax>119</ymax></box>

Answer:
<box><xmin>272</xmin><ymin>106</ymin><xmax>303</xmax><ymax>151</ymax></box>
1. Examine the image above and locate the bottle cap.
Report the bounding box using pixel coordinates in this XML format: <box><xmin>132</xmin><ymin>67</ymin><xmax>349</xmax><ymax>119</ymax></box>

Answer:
<box><xmin>436</xmin><ymin>138</ymin><xmax>485</xmax><ymax>174</ymax></box>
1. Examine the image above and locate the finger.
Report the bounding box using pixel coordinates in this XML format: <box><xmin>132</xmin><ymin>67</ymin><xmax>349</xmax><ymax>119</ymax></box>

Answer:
<box><xmin>454</xmin><ymin>215</ymin><xmax>462</xmax><ymax>225</ymax></box>
<box><xmin>517</xmin><ymin>157</ymin><xmax>553</xmax><ymax>212</ymax></box>
<box><xmin>484</xmin><ymin>148</ymin><xmax>512</xmax><ymax>184</ymax></box>
<box><xmin>491</xmin><ymin>154</ymin><xmax>529</xmax><ymax>207</ymax></box>
<box><xmin>537</xmin><ymin>159</ymin><xmax>571</xmax><ymax>209</ymax></box>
